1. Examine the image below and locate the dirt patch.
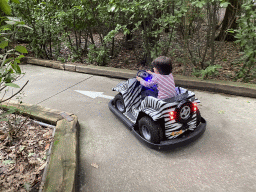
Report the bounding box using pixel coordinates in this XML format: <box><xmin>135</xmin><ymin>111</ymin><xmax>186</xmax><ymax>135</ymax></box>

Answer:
<box><xmin>0</xmin><ymin>109</ymin><xmax>54</xmax><ymax>192</ymax></box>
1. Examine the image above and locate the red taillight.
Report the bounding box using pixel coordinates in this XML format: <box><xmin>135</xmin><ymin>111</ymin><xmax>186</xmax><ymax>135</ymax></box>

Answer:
<box><xmin>193</xmin><ymin>102</ymin><xmax>198</xmax><ymax>112</ymax></box>
<box><xmin>169</xmin><ymin>111</ymin><xmax>176</xmax><ymax>120</ymax></box>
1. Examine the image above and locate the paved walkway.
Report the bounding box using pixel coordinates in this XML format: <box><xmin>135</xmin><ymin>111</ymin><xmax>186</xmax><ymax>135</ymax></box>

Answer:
<box><xmin>6</xmin><ymin>64</ymin><xmax>255</xmax><ymax>192</ymax></box>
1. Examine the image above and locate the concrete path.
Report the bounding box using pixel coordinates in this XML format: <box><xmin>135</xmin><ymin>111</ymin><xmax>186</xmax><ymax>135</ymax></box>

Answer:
<box><xmin>5</xmin><ymin>64</ymin><xmax>256</xmax><ymax>192</ymax></box>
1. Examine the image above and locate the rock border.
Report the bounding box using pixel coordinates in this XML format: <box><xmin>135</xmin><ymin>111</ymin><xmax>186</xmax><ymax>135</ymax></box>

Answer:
<box><xmin>1</xmin><ymin>100</ymin><xmax>78</xmax><ymax>192</ymax></box>
<box><xmin>23</xmin><ymin>57</ymin><xmax>256</xmax><ymax>98</ymax></box>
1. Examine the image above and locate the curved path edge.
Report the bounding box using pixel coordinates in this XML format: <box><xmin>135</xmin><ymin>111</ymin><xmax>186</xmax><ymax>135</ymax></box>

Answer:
<box><xmin>1</xmin><ymin>100</ymin><xmax>79</xmax><ymax>192</ymax></box>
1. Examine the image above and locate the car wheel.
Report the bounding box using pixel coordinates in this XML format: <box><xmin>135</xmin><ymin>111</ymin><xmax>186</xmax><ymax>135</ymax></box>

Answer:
<box><xmin>138</xmin><ymin>116</ymin><xmax>164</xmax><ymax>144</ymax></box>
<box><xmin>114</xmin><ymin>94</ymin><xmax>126</xmax><ymax>113</ymax></box>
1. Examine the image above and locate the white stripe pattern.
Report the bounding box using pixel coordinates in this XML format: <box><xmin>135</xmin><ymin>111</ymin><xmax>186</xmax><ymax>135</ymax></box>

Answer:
<box><xmin>113</xmin><ymin>78</ymin><xmax>199</xmax><ymax>140</ymax></box>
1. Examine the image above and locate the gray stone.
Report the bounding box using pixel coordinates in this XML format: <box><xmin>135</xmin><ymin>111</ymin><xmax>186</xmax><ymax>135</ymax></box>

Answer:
<box><xmin>65</xmin><ymin>64</ymin><xmax>76</xmax><ymax>72</ymax></box>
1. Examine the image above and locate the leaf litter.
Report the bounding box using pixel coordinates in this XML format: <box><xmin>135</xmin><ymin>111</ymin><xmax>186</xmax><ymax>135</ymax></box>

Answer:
<box><xmin>91</xmin><ymin>163</ymin><xmax>99</xmax><ymax>169</ymax></box>
<box><xmin>0</xmin><ymin>109</ymin><xmax>54</xmax><ymax>192</ymax></box>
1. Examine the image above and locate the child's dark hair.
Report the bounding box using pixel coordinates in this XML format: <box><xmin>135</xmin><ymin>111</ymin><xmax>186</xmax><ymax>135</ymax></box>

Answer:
<box><xmin>152</xmin><ymin>56</ymin><xmax>172</xmax><ymax>75</ymax></box>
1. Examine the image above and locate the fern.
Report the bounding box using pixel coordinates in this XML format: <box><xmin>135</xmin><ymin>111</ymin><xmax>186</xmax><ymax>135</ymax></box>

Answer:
<box><xmin>200</xmin><ymin>65</ymin><xmax>222</xmax><ymax>79</ymax></box>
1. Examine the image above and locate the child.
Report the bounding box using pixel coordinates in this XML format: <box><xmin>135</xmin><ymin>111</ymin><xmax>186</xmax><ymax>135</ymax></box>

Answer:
<box><xmin>136</xmin><ymin>56</ymin><xmax>176</xmax><ymax>100</ymax></box>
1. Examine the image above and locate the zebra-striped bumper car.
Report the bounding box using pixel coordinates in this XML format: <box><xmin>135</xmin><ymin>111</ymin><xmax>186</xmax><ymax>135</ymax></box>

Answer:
<box><xmin>108</xmin><ymin>70</ymin><xmax>206</xmax><ymax>150</ymax></box>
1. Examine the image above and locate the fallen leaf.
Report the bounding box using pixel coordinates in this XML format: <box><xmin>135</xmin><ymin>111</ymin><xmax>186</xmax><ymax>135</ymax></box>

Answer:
<box><xmin>218</xmin><ymin>110</ymin><xmax>225</xmax><ymax>114</ymax></box>
<box><xmin>91</xmin><ymin>163</ymin><xmax>99</xmax><ymax>169</ymax></box>
<box><xmin>0</xmin><ymin>164</ymin><xmax>8</xmax><ymax>174</ymax></box>
<box><xmin>0</xmin><ymin>134</ymin><xmax>7</xmax><ymax>141</ymax></box>
<box><xmin>19</xmin><ymin>145</ymin><xmax>25</xmax><ymax>152</ymax></box>
<box><xmin>8</xmin><ymin>165</ymin><xmax>15</xmax><ymax>172</ymax></box>
<box><xmin>37</xmin><ymin>157</ymin><xmax>44</xmax><ymax>164</ymax></box>
<box><xmin>43</xmin><ymin>155</ymin><xmax>47</xmax><ymax>160</ymax></box>
<box><xmin>29</xmin><ymin>159</ymin><xmax>38</xmax><ymax>165</ymax></box>
<box><xmin>39</xmin><ymin>140</ymin><xmax>44</xmax><ymax>145</ymax></box>
<box><xmin>19</xmin><ymin>164</ymin><xmax>25</xmax><ymax>173</ymax></box>
<box><xmin>43</xmin><ymin>132</ymin><xmax>51</xmax><ymax>138</ymax></box>
<box><xmin>24</xmin><ymin>183</ymin><xmax>31</xmax><ymax>191</ymax></box>
<box><xmin>45</xmin><ymin>143</ymin><xmax>50</xmax><ymax>150</ymax></box>
<box><xmin>37</xmin><ymin>162</ymin><xmax>47</xmax><ymax>172</ymax></box>
<box><xmin>28</xmin><ymin>153</ymin><xmax>35</xmax><ymax>157</ymax></box>
<box><xmin>3</xmin><ymin>160</ymin><xmax>15</xmax><ymax>165</ymax></box>
<box><xmin>0</xmin><ymin>130</ymin><xmax>4</xmax><ymax>135</ymax></box>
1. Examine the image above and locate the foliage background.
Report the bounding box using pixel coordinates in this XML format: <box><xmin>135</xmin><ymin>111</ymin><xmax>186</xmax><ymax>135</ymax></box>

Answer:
<box><xmin>1</xmin><ymin>0</ymin><xmax>255</xmax><ymax>83</ymax></box>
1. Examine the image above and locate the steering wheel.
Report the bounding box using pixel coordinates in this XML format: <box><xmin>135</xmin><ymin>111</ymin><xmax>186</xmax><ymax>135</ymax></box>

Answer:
<box><xmin>136</xmin><ymin>70</ymin><xmax>152</xmax><ymax>81</ymax></box>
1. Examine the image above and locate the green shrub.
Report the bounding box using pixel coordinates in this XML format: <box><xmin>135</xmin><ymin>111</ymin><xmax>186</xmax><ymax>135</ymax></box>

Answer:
<box><xmin>233</xmin><ymin>1</ymin><xmax>256</xmax><ymax>82</ymax></box>
<box><xmin>193</xmin><ymin>64</ymin><xmax>222</xmax><ymax>79</ymax></box>
<box><xmin>87</xmin><ymin>45</ymin><xmax>109</xmax><ymax>66</ymax></box>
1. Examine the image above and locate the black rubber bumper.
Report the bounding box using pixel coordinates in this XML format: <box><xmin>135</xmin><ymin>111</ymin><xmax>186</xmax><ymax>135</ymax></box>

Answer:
<box><xmin>108</xmin><ymin>99</ymin><xmax>206</xmax><ymax>151</ymax></box>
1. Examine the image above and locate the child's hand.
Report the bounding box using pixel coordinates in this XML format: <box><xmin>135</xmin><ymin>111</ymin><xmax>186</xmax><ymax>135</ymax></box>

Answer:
<box><xmin>147</xmin><ymin>70</ymin><xmax>153</xmax><ymax>74</ymax></box>
<box><xmin>136</xmin><ymin>76</ymin><xmax>142</xmax><ymax>81</ymax></box>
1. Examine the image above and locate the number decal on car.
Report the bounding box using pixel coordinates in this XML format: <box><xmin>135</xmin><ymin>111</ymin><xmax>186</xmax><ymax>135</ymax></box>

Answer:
<box><xmin>171</xmin><ymin>130</ymin><xmax>183</xmax><ymax>136</ymax></box>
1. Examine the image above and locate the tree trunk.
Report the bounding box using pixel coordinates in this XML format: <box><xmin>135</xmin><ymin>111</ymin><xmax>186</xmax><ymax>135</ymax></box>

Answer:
<box><xmin>215</xmin><ymin>0</ymin><xmax>241</xmax><ymax>41</ymax></box>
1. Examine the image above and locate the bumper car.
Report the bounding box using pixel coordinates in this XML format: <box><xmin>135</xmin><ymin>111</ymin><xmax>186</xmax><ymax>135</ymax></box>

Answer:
<box><xmin>108</xmin><ymin>70</ymin><xmax>206</xmax><ymax>150</ymax></box>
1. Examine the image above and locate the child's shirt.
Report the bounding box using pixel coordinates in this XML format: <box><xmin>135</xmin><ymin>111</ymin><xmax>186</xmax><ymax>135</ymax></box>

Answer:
<box><xmin>140</xmin><ymin>73</ymin><xmax>176</xmax><ymax>100</ymax></box>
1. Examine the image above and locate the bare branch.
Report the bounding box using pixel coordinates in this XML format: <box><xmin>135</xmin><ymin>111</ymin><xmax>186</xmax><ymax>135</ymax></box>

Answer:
<box><xmin>0</xmin><ymin>85</ymin><xmax>7</xmax><ymax>92</ymax></box>
<box><xmin>0</xmin><ymin>80</ymin><xmax>29</xmax><ymax>104</ymax></box>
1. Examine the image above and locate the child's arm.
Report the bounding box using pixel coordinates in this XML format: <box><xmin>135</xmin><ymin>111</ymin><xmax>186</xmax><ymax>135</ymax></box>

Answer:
<box><xmin>136</xmin><ymin>76</ymin><xmax>143</xmax><ymax>81</ymax></box>
<box><xmin>137</xmin><ymin>74</ymin><xmax>157</xmax><ymax>87</ymax></box>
